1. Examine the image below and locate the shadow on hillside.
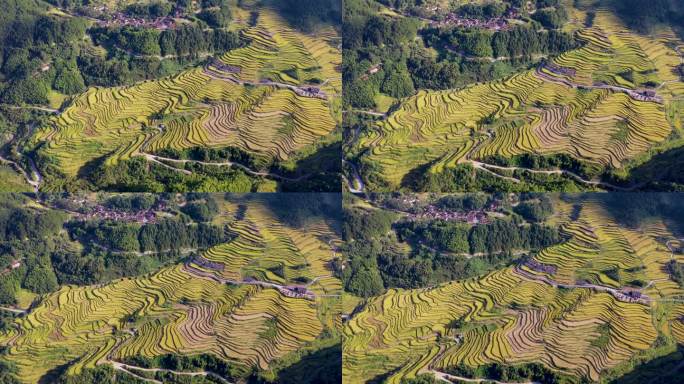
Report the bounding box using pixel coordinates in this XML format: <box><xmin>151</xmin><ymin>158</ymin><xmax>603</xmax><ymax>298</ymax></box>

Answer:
<box><xmin>274</xmin><ymin>344</ymin><xmax>341</xmax><ymax>384</ymax></box>
<box><xmin>608</xmin><ymin>345</ymin><xmax>684</xmax><ymax>384</ymax></box>
<box><xmin>625</xmin><ymin>146</ymin><xmax>684</xmax><ymax>190</ymax></box>
<box><xmin>277</xmin><ymin>141</ymin><xmax>341</xmax><ymax>192</ymax></box>
<box><xmin>257</xmin><ymin>193</ymin><xmax>341</xmax><ymax>229</ymax></box>
<box><xmin>38</xmin><ymin>360</ymin><xmax>75</xmax><ymax>384</ymax></box>
<box><xmin>605</xmin><ymin>0</ymin><xmax>684</xmax><ymax>41</ymax></box>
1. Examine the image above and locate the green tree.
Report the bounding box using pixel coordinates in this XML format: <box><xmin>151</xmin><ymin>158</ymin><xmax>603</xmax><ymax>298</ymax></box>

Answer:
<box><xmin>344</xmin><ymin>81</ymin><xmax>376</xmax><ymax>108</ymax></box>
<box><xmin>0</xmin><ymin>277</ymin><xmax>17</xmax><ymax>305</ymax></box>
<box><xmin>58</xmin><ymin>365</ymin><xmax>114</xmax><ymax>384</ymax></box>
<box><xmin>199</xmin><ymin>4</ymin><xmax>232</xmax><ymax>28</ymax></box>
<box><xmin>53</xmin><ymin>66</ymin><xmax>86</xmax><ymax>94</ymax></box>
<box><xmin>345</xmin><ymin>265</ymin><xmax>384</xmax><ymax>297</ymax></box>
<box><xmin>22</xmin><ymin>266</ymin><xmax>59</xmax><ymax>294</ymax></box>
<box><xmin>1</xmin><ymin>78</ymin><xmax>49</xmax><ymax>105</ymax></box>
<box><xmin>381</xmin><ymin>67</ymin><xmax>415</xmax><ymax>98</ymax></box>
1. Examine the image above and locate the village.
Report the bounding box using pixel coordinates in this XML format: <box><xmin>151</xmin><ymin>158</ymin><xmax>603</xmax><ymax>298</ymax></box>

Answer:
<box><xmin>383</xmin><ymin>195</ymin><xmax>504</xmax><ymax>225</ymax></box>
<box><xmin>72</xmin><ymin>205</ymin><xmax>159</xmax><ymax>224</ymax></box>
<box><xmin>422</xmin><ymin>2</ymin><xmax>524</xmax><ymax>31</ymax></box>
<box><xmin>51</xmin><ymin>196</ymin><xmax>166</xmax><ymax>224</ymax></box>
<box><xmin>96</xmin><ymin>11</ymin><xmax>180</xmax><ymax>30</ymax></box>
<box><xmin>430</xmin><ymin>11</ymin><xmax>515</xmax><ymax>31</ymax></box>
<box><xmin>73</xmin><ymin>3</ymin><xmax>187</xmax><ymax>30</ymax></box>
<box><xmin>406</xmin><ymin>204</ymin><xmax>492</xmax><ymax>224</ymax></box>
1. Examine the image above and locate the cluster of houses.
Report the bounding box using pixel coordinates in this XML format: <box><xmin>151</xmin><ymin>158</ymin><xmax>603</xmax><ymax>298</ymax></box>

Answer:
<box><xmin>424</xmin><ymin>4</ymin><xmax>523</xmax><ymax>30</ymax></box>
<box><xmin>616</xmin><ymin>287</ymin><xmax>644</xmax><ymax>303</ymax></box>
<box><xmin>97</xmin><ymin>12</ymin><xmax>178</xmax><ymax>30</ymax></box>
<box><xmin>631</xmin><ymin>89</ymin><xmax>661</xmax><ymax>103</ymax></box>
<box><xmin>573</xmin><ymin>279</ymin><xmax>649</xmax><ymax>304</ymax></box>
<box><xmin>293</xmin><ymin>85</ymin><xmax>328</xmax><ymax>100</ymax></box>
<box><xmin>543</xmin><ymin>62</ymin><xmax>577</xmax><ymax>77</ymax></box>
<box><xmin>73</xmin><ymin>205</ymin><xmax>158</xmax><ymax>224</ymax></box>
<box><xmin>523</xmin><ymin>259</ymin><xmax>558</xmax><ymax>275</ymax></box>
<box><xmin>278</xmin><ymin>285</ymin><xmax>315</xmax><ymax>300</ymax></box>
<box><xmin>239</xmin><ymin>277</ymin><xmax>315</xmax><ymax>300</ymax></box>
<box><xmin>407</xmin><ymin>205</ymin><xmax>491</xmax><ymax>225</ymax></box>
<box><xmin>591</xmin><ymin>81</ymin><xmax>663</xmax><ymax>103</ymax></box>
<box><xmin>192</xmin><ymin>255</ymin><xmax>225</xmax><ymax>272</ymax></box>
<box><xmin>432</xmin><ymin>13</ymin><xmax>512</xmax><ymax>31</ymax></box>
<box><xmin>209</xmin><ymin>58</ymin><xmax>241</xmax><ymax>74</ymax></box>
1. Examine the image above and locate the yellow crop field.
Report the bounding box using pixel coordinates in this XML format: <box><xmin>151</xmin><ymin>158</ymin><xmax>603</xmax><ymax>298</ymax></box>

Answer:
<box><xmin>28</xmin><ymin>5</ymin><xmax>341</xmax><ymax>187</ymax></box>
<box><xmin>349</xmin><ymin>8</ymin><xmax>684</xmax><ymax>190</ymax></box>
<box><xmin>343</xmin><ymin>196</ymin><xmax>684</xmax><ymax>383</ymax></box>
<box><xmin>0</xmin><ymin>196</ymin><xmax>341</xmax><ymax>383</ymax></box>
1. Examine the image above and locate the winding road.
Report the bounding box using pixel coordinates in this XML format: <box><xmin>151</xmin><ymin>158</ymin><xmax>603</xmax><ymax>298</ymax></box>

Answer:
<box><xmin>344</xmin><ymin>109</ymin><xmax>388</xmax><ymax>118</ymax></box>
<box><xmin>343</xmin><ymin>123</ymin><xmax>368</xmax><ymax>194</ymax></box>
<box><xmin>469</xmin><ymin>160</ymin><xmax>636</xmax><ymax>191</ymax></box>
<box><xmin>141</xmin><ymin>153</ymin><xmax>308</xmax><ymax>181</ymax></box>
<box><xmin>535</xmin><ymin>66</ymin><xmax>663</xmax><ymax>103</ymax></box>
<box><xmin>107</xmin><ymin>361</ymin><xmax>234</xmax><ymax>384</ymax></box>
<box><xmin>0</xmin><ymin>307</ymin><xmax>26</xmax><ymax>314</ymax></box>
<box><xmin>202</xmin><ymin>66</ymin><xmax>331</xmax><ymax>100</ymax></box>
<box><xmin>0</xmin><ymin>121</ymin><xmax>44</xmax><ymax>193</ymax></box>
<box><xmin>0</xmin><ymin>155</ymin><xmax>40</xmax><ymax>193</ymax></box>
<box><xmin>343</xmin><ymin>159</ymin><xmax>366</xmax><ymax>194</ymax></box>
<box><xmin>0</xmin><ymin>104</ymin><xmax>60</xmax><ymax>114</ymax></box>
<box><xmin>181</xmin><ymin>262</ymin><xmax>339</xmax><ymax>299</ymax></box>
<box><xmin>430</xmin><ymin>370</ymin><xmax>540</xmax><ymax>384</ymax></box>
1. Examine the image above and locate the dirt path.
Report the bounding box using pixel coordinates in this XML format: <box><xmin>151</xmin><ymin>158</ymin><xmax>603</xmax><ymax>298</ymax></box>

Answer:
<box><xmin>0</xmin><ymin>307</ymin><xmax>26</xmax><ymax>314</ymax></box>
<box><xmin>469</xmin><ymin>160</ymin><xmax>635</xmax><ymax>191</ymax></box>
<box><xmin>345</xmin><ymin>109</ymin><xmax>388</xmax><ymax>118</ymax></box>
<box><xmin>343</xmin><ymin>159</ymin><xmax>366</xmax><ymax>193</ymax></box>
<box><xmin>108</xmin><ymin>361</ymin><xmax>234</xmax><ymax>384</ymax></box>
<box><xmin>514</xmin><ymin>265</ymin><xmax>684</xmax><ymax>304</ymax></box>
<box><xmin>535</xmin><ymin>66</ymin><xmax>663</xmax><ymax>103</ymax></box>
<box><xmin>0</xmin><ymin>155</ymin><xmax>40</xmax><ymax>193</ymax></box>
<box><xmin>513</xmin><ymin>265</ymin><xmax>649</xmax><ymax>301</ymax></box>
<box><xmin>27</xmin><ymin>157</ymin><xmax>42</xmax><ymax>192</ymax></box>
<box><xmin>0</xmin><ymin>104</ymin><xmax>60</xmax><ymax>114</ymax></box>
<box><xmin>90</xmin><ymin>242</ymin><xmax>199</xmax><ymax>257</ymax></box>
<box><xmin>0</xmin><ymin>121</ymin><xmax>43</xmax><ymax>193</ymax></box>
<box><xmin>202</xmin><ymin>66</ymin><xmax>330</xmax><ymax>100</ymax></box>
<box><xmin>182</xmin><ymin>263</ymin><xmax>314</xmax><ymax>296</ymax></box>
<box><xmin>430</xmin><ymin>370</ymin><xmax>540</xmax><ymax>384</ymax></box>
<box><xmin>344</xmin><ymin>125</ymin><xmax>367</xmax><ymax>194</ymax></box>
<box><xmin>141</xmin><ymin>153</ymin><xmax>307</xmax><ymax>182</ymax></box>
<box><xmin>470</xmin><ymin>161</ymin><xmax>522</xmax><ymax>184</ymax></box>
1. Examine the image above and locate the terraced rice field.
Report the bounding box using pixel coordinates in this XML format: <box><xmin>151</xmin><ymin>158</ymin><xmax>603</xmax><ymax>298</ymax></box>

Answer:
<box><xmin>351</xmin><ymin>9</ymin><xmax>684</xmax><ymax>189</ymax></box>
<box><xmin>343</xmin><ymin>196</ymin><xmax>684</xmax><ymax>383</ymax></box>
<box><xmin>0</xmin><ymin>197</ymin><xmax>341</xmax><ymax>383</ymax></box>
<box><xmin>29</xmin><ymin>6</ymin><xmax>341</xmax><ymax>183</ymax></box>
